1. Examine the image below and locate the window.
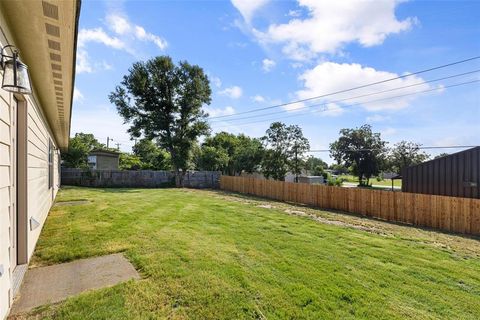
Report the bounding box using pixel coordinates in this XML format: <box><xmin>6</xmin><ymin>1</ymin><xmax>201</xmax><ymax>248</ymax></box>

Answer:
<box><xmin>48</xmin><ymin>140</ymin><xmax>54</xmax><ymax>189</ymax></box>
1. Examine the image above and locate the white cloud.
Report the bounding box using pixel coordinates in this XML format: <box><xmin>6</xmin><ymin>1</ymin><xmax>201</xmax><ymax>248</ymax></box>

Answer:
<box><xmin>366</xmin><ymin>114</ymin><xmax>391</xmax><ymax>123</ymax></box>
<box><xmin>78</xmin><ymin>28</ymin><xmax>126</xmax><ymax>50</ymax></box>
<box><xmin>316</xmin><ymin>103</ymin><xmax>345</xmax><ymax>117</ymax></box>
<box><xmin>231</xmin><ymin>0</ymin><xmax>270</xmax><ymax>23</ymax></box>
<box><xmin>204</xmin><ymin>106</ymin><xmax>236</xmax><ymax>117</ymax></box>
<box><xmin>73</xmin><ymin>87</ymin><xmax>84</xmax><ymax>102</ymax></box>
<box><xmin>210</xmin><ymin>76</ymin><xmax>222</xmax><ymax>88</ymax></box>
<box><xmin>252</xmin><ymin>95</ymin><xmax>266</xmax><ymax>103</ymax></box>
<box><xmin>106</xmin><ymin>13</ymin><xmax>168</xmax><ymax>50</ymax></box>
<box><xmin>380</xmin><ymin>127</ymin><xmax>397</xmax><ymax>137</ymax></box>
<box><xmin>243</xmin><ymin>0</ymin><xmax>415</xmax><ymax>61</ymax></box>
<box><xmin>106</xmin><ymin>13</ymin><xmax>131</xmax><ymax>35</ymax></box>
<box><xmin>295</xmin><ymin>62</ymin><xmax>433</xmax><ymax>112</ymax></box>
<box><xmin>76</xmin><ymin>50</ymin><xmax>93</xmax><ymax>74</ymax></box>
<box><xmin>262</xmin><ymin>58</ymin><xmax>276</xmax><ymax>72</ymax></box>
<box><xmin>134</xmin><ymin>25</ymin><xmax>168</xmax><ymax>50</ymax></box>
<box><xmin>219</xmin><ymin>86</ymin><xmax>243</xmax><ymax>99</ymax></box>
<box><xmin>287</xmin><ymin>10</ymin><xmax>301</xmax><ymax>17</ymax></box>
<box><xmin>76</xmin><ymin>12</ymin><xmax>168</xmax><ymax>74</ymax></box>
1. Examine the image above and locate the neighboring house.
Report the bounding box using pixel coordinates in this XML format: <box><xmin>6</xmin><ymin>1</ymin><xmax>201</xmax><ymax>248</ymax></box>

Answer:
<box><xmin>298</xmin><ymin>176</ymin><xmax>325</xmax><ymax>184</ymax></box>
<box><xmin>402</xmin><ymin>146</ymin><xmax>479</xmax><ymax>199</ymax></box>
<box><xmin>88</xmin><ymin>150</ymin><xmax>120</xmax><ymax>170</ymax></box>
<box><xmin>0</xmin><ymin>1</ymin><xmax>80</xmax><ymax>319</ymax></box>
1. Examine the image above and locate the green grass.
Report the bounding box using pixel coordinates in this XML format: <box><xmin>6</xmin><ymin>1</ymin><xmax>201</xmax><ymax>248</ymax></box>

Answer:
<box><xmin>340</xmin><ymin>174</ymin><xmax>402</xmax><ymax>187</ymax></box>
<box><xmin>24</xmin><ymin>187</ymin><xmax>480</xmax><ymax>319</ymax></box>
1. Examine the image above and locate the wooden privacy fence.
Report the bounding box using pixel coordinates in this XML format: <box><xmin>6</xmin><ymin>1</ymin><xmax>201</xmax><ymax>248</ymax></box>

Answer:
<box><xmin>220</xmin><ymin>176</ymin><xmax>480</xmax><ymax>236</ymax></box>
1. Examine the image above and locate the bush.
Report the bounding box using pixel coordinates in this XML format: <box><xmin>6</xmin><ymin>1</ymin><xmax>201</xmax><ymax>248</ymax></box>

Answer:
<box><xmin>326</xmin><ymin>173</ymin><xmax>344</xmax><ymax>186</ymax></box>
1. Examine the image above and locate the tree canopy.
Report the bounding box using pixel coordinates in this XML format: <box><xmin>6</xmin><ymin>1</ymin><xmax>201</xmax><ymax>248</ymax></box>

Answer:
<box><xmin>133</xmin><ymin>138</ymin><xmax>171</xmax><ymax>170</ymax></box>
<box><xmin>61</xmin><ymin>133</ymin><xmax>105</xmax><ymax>168</ymax></box>
<box><xmin>109</xmin><ymin>56</ymin><xmax>211</xmax><ymax>185</ymax></box>
<box><xmin>261</xmin><ymin>122</ymin><xmax>310</xmax><ymax>181</ymax></box>
<box><xmin>330</xmin><ymin>124</ymin><xmax>387</xmax><ymax>185</ymax></box>
<box><xmin>387</xmin><ymin>140</ymin><xmax>429</xmax><ymax>173</ymax></box>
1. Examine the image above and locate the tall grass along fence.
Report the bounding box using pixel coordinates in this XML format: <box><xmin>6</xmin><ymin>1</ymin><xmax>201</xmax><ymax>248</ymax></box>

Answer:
<box><xmin>220</xmin><ymin>176</ymin><xmax>480</xmax><ymax>236</ymax></box>
<box><xmin>62</xmin><ymin>169</ymin><xmax>221</xmax><ymax>189</ymax></box>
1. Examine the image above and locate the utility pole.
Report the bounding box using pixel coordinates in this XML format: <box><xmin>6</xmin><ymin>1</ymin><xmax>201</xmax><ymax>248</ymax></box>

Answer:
<box><xmin>115</xmin><ymin>143</ymin><xmax>121</xmax><ymax>150</ymax></box>
<box><xmin>107</xmin><ymin>137</ymin><xmax>113</xmax><ymax>149</ymax></box>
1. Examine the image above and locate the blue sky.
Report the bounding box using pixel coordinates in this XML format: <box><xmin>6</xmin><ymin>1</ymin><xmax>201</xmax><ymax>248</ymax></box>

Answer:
<box><xmin>72</xmin><ymin>0</ymin><xmax>480</xmax><ymax>163</ymax></box>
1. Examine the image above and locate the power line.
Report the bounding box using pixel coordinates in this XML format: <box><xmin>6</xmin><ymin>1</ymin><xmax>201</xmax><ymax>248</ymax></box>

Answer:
<box><xmin>209</xmin><ymin>69</ymin><xmax>480</xmax><ymax>123</ymax></box>
<box><xmin>308</xmin><ymin>145</ymin><xmax>478</xmax><ymax>153</ymax></box>
<box><xmin>208</xmin><ymin>56</ymin><xmax>480</xmax><ymax>120</ymax></box>
<box><xmin>211</xmin><ymin>79</ymin><xmax>480</xmax><ymax>129</ymax></box>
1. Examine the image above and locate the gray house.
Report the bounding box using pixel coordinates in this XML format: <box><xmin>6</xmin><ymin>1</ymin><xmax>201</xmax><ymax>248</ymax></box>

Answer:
<box><xmin>88</xmin><ymin>150</ymin><xmax>120</xmax><ymax>170</ymax></box>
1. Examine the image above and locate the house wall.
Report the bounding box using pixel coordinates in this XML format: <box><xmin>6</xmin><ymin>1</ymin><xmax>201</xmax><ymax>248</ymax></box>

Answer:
<box><xmin>402</xmin><ymin>147</ymin><xmax>480</xmax><ymax>199</ymax></box>
<box><xmin>96</xmin><ymin>155</ymin><xmax>119</xmax><ymax>170</ymax></box>
<box><xmin>0</xmin><ymin>65</ymin><xmax>14</xmax><ymax>320</ymax></box>
<box><xmin>0</xmin><ymin>18</ymin><xmax>61</xmax><ymax>320</ymax></box>
<box><xmin>25</xmin><ymin>95</ymin><xmax>60</xmax><ymax>258</ymax></box>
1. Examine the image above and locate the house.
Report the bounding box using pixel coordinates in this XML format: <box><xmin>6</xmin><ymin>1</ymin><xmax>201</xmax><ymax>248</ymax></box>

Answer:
<box><xmin>0</xmin><ymin>1</ymin><xmax>80</xmax><ymax>318</ymax></box>
<box><xmin>298</xmin><ymin>176</ymin><xmax>325</xmax><ymax>184</ymax></box>
<box><xmin>88</xmin><ymin>149</ymin><xmax>120</xmax><ymax>170</ymax></box>
<box><xmin>401</xmin><ymin>146</ymin><xmax>479</xmax><ymax>198</ymax></box>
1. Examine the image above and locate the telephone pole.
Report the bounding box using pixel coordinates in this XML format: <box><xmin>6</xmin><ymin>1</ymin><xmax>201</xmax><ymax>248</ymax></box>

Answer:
<box><xmin>115</xmin><ymin>143</ymin><xmax>121</xmax><ymax>150</ymax></box>
<box><xmin>107</xmin><ymin>137</ymin><xmax>113</xmax><ymax>148</ymax></box>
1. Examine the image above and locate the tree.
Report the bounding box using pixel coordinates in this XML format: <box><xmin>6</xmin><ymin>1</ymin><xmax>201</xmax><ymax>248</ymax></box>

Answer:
<box><xmin>330</xmin><ymin>124</ymin><xmax>387</xmax><ymax>186</ymax></box>
<box><xmin>261</xmin><ymin>122</ymin><xmax>310</xmax><ymax>181</ymax></box>
<box><xmin>109</xmin><ymin>56</ymin><xmax>211</xmax><ymax>186</ymax></box>
<box><xmin>196</xmin><ymin>146</ymin><xmax>229</xmax><ymax>171</ymax></box>
<box><xmin>305</xmin><ymin>156</ymin><xmax>328</xmax><ymax>176</ymax></box>
<box><xmin>62</xmin><ymin>133</ymin><xmax>105</xmax><ymax>168</ymax></box>
<box><xmin>288</xmin><ymin>125</ymin><xmax>310</xmax><ymax>182</ymax></box>
<box><xmin>434</xmin><ymin>153</ymin><xmax>449</xmax><ymax>159</ymax></box>
<box><xmin>133</xmin><ymin>138</ymin><xmax>171</xmax><ymax>170</ymax></box>
<box><xmin>233</xmin><ymin>135</ymin><xmax>264</xmax><ymax>175</ymax></box>
<box><xmin>387</xmin><ymin>141</ymin><xmax>429</xmax><ymax>173</ymax></box>
<box><xmin>202</xmin><ymin>132</ymin><xmax>239</xmax><ymax>175</ymax></box>
<box><xmin>119</xmin><ymin>153</ymin><xmax>143</xmax><ymax>170</ymax></box>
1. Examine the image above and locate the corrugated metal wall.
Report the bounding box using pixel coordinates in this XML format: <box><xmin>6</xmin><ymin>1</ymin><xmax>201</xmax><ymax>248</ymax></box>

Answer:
<box><xmin>402</xmin><ymin>147</ymin><xmax>480</xmax><ymax>198</ymax></box>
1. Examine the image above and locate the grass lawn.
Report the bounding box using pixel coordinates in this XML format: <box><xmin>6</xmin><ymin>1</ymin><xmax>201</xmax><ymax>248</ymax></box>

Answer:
<box><xmin>340</xmin><ymin>174</ymin><xmax>402</xmax><ymax>187</ymax></box>
<box><xmin>22</xmin><ymin>187</ymin><xmax>480</xmax><ymax>319</ymax></box>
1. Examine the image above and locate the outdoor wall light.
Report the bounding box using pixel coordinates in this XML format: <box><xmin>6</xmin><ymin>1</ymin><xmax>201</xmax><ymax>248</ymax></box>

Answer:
<box><xmin>1</xmin><ymin>45</ymin><xmax>32</xmax><ymax>94</ymax></box>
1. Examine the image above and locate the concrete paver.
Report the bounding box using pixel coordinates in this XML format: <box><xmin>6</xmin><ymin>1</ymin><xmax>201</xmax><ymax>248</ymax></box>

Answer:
<box><xmin>10</xmin><ymin>253</ymin><xmax>140</xmax><ymax>315</ymax></box>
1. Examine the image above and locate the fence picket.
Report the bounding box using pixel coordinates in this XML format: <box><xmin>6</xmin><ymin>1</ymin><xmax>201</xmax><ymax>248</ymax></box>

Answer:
<box><xmin>220</xmin><ymin>176</ymin><xmax>480</xmax><ymax>236</ymax></box>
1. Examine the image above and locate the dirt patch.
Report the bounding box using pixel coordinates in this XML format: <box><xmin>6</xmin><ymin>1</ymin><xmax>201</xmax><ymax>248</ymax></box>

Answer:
<box><xmin>284</xmin><ymin>209</ymin><xmax>389</xmax><ymax>235</ymax></box>
<box><xmin>257</xmin><ymin>204</ymin><xmax>275</xmax><ymax>209</ymax></box>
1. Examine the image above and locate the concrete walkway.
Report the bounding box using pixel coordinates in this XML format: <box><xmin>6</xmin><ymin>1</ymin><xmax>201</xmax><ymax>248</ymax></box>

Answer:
<box><xmin>10</xmin><ymin>253</ymin><xmax>140</xmax><ymax>315</ymax></box>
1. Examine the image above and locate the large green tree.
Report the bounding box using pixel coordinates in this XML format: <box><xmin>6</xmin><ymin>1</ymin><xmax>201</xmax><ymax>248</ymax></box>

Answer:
<box><xmin>387</xmin><ymin>140</ymin><xmax>430</xmax><ymax>173</ymax></box>
<box><xmin>109</xmin><ymin>56</ymin><xmax>211</xmax><ymax>185</ymax></box>
<box><xmin>289</xmin><ymin>125</ymin><xmax>310</xmax><ymax>182</ymax></box>
<box><xmin>305</xmin><ymin>156</ymin><xmax>328</xmax><ymax>176</ymax></box>
<box><xmin>62</xmin><ymin>133</ymin><xmax>105</xmax><ymax>168</ymax></box>
<box><xmin>261</xmin><ymin>122</ymin><xmax>310</xmax><ymax>181</ymax></box>
<box><xmin>233</xmin><ymin>135</ymin><xmax>264</xmax><ymax>175</ymax></box>
<box><xmin>330</xmin><ymin>124</ymin><xmax>387</xmax><ymax>186</ymax></box>
<box><xmin>196</xmin><ymin>146</ymin><xmax>229</xmax><ymax>171</ymax></box>
<box><xmin>133</xmin><ymin>138</ymin><xmax>171</xmax><ymax>170</ymax></box>
<box><xmin>202</xmin><ymin>132</ymin><xmax>239</xmax><ymax>175</ymax></box>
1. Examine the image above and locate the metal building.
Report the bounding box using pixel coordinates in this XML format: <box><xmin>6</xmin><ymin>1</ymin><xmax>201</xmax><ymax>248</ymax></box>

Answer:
<box><xmin>401</xmin><ymin>146</ymin><xmax>479</xmax><ymax>198</ymax></box>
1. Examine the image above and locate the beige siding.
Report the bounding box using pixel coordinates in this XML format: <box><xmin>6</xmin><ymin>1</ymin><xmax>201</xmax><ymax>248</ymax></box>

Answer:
<box><xmin>26</xmin><ymin>96</ymin><xmax>59</xmax><ymax>259</ymax></box>
<box><xmin>0</xmin><ymin>79</ymin><xmax>13</xmax><ymax>320</ymax></box>
<box><xmin>0</xmin><ymin>28</ymin><xmax>61</xmax><ymax>320</ymax></box>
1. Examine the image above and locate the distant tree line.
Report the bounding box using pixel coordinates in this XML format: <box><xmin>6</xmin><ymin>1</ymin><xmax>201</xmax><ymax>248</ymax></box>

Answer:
<box><xmin>62</xmin><ymin>55</ymin><xmax>433</xmax><ymax>186</ymax></box>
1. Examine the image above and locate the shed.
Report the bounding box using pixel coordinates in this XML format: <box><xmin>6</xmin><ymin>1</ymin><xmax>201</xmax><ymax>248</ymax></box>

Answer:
<box><xmin>401</xmin><ymin>146</ymin><xmax>479</xmax><ymax>198</ymax></box>
<box><xmin>88</xmin><ymin>150</ymin><xmax>120</xmax><ymax>170</ymax></box>
<box><xmin>298</xmin><ymin>176</ymin><xmax>325</xmax><ymax>184</ymax></box>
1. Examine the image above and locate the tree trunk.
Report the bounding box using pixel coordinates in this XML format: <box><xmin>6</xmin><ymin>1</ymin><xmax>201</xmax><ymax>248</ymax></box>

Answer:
<box><xmin>175</xmin><ymin>169</ymin><xmax>185</xmax><ymax>187</ymax></box>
